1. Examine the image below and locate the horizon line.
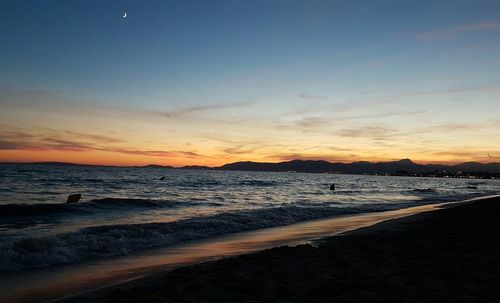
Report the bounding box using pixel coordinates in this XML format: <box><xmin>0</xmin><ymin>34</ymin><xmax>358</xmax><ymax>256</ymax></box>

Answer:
<box><xmin>1</xmin><ymin>158</ymin><xmax>498</xmax><ymax>169</ymax></box>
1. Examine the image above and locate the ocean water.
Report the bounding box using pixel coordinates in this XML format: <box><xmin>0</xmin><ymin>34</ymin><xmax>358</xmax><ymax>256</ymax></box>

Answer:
<box><xmin>0</xmin><ymin>163</ymin><xmax>499</xmax><ymax>272</ymax></box>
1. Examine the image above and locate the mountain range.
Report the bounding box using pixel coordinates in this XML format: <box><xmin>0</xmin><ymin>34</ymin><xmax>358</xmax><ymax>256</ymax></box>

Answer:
<box><xmin>216</xmin><ymin>159</ymin><xmax>500</xmax><ymax>174</ymax></box>
<box><xmin>3</xmin><ymin>159</ymin><xmax>500</xmax><ymax>175</ymax></box>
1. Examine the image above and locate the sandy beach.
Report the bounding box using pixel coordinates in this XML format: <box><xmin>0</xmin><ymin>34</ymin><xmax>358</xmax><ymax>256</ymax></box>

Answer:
<box><xmin>62</xmin><ymin>196</ymin><xmax>500</xmax><ymax>303</ymax></box>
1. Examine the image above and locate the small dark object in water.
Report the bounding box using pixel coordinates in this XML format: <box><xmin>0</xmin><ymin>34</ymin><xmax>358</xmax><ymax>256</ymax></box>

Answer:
<box><xmin>160</xmin><ymin>176</ymin><xmax>165</xmax><ymax>180</ymax></box>
<box><xmin>66</xmin><ymin>194</ymin><xmax>81</xmax><ymax>203</ymax></box>
<box><xmin>330</xmin><ymin>183</ymin><xmax>335</xmax><ymax>190</ymax></box>
<box><xmin>467</xmin><ymin>185</ymin><xmax>478</xmax><ymax>189</ymax></box>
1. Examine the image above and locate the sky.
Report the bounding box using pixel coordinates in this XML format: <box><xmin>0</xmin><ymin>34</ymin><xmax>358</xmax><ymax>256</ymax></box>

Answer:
<box><xmin>1</xmin><ymin>0</ymin><xmax>500</xmax><ymax>166</ymax></box>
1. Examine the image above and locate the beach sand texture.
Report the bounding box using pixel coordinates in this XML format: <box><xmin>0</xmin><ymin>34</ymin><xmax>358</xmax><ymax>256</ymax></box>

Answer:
<box><xmin>65</xmin><ymin>196</ymin><xmax>500</xmax><ymax>303</ymax></box>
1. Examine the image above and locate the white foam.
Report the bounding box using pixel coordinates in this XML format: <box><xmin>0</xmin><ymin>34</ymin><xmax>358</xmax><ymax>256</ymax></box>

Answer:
<box><xmin>0</xmin><ymin>203</ymin><xmax>417</xmax><ymax>271</ymax></box>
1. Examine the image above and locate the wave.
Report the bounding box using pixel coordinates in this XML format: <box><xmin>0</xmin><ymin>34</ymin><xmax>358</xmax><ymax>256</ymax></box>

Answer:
<box><xmin>177</xmin><ymin>180</ymin><xmax>222</xmax><ymax>187</ymax></box>
<box><xmin>0</xmin><ymin>203</ymin><xmax>87</xmax><ymax>218</ymax></box>
<box><xmin>176</xmin><ymin>179</ymin><xmax>279</xmax><ymax>187</ymax></box>
<box><xmin>411</xmin><ymin>188</ymin><xmax>438</xmax><ymax>193</ymax></box>
<box><xmin>0</xmin><ymin>198</ymin><xmax>198</xmax><ymax>219</ymax></box>
<box><xmin>0</xmin><ymin>202</ymin><xmax>420</xmax><ymax>271</ymax></box>
<box><xmin>82</xmin><ymin>178</ymin><xmax>106</xmax><ymax>183</ymax></box>
<box><xmin>238</xmin><ymin>180</ymin><xmax>279</xmax><ymax>187</ymax></box>
<box><xmin>468</xmin><ymin>181</ymin><xmax>486</xmax><ymax>186</ymax></box>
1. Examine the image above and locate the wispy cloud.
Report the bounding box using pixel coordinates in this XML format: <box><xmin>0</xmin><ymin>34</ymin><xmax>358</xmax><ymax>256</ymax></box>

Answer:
<box><xmin>102</xmin><ymin>148</ymin><xmax>177</xmax><ymax>158</ymax></box>
<box><xmin>430</xmin><ymin>150</ymin><xmax>485</xmax><ymax>159</ymax></box>
<box><xmin>337</xmin><ymin>110</ymin><xmax>427</xmax><ymax>121</ymax></box>
<box><xmin>272</xmin><ymin>110</ymin><xmax>424</xmax><ymax>135</ymax></box>
<box><xmin>418</xmin><ymin>120</ymin><xmax>500</xmax><ymax>134</ymax></box>
<box><xmin>1</xmin><ymin>85</ymin><xmax>254</xmax><ymax>124</ymax></box>
<box><xmin>62</xmin><ymin>131</ymin><xmax>123</xmax><ymax>144</ymax></box>
<box><xmin>0</xmin><ymin>140</ymin><xmax>25</xmax><ymax>150</ymax></box>
<box><xmin>459</xmin><ymin>20</ymin><xmax>500</xmax><ymax>31</ymax></box>
<box><xmin>222</xmin><ymin>145</ymin><xmax>257</xmax><ymax>155</ymax></box>
<box><xmin>417</xmin><ymin>20</ymin><xmax>500</xmax><ymax>42</ymax></box>
<box><xmin>337</xmin><ymin>126</ymin><xmax>397</xmax><ymax>140</ymax></box>
<box><xmin>0</xmin><ymin>129</ymin><xmax>203</xmax><ymax>158</ymax></box>
<box><xmin>423</xmin><ymin>122</ymin><xmax>485</xmax><ymax>132</ymax></box>
<box><xmin>273</xmin><ymin>117</ymin><xmax>329</xmax><ymax>133</ymax></box>
<box><xmin>154</xmin><ymin>101</ymin><xmax>253</xmax><ymax>119</ymax></box>
<box><xmin>372</xmin><ymin>85</ymin><xmax>500</xmax><ymax>103</ymax></box>
<box><xmin>296</xmin><ymin>93</ymin><xmax>329</xmax><ymax>101</ymax></box>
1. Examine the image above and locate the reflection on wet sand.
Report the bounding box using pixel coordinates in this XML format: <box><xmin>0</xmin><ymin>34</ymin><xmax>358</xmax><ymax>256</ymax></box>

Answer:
<box><xmin>2</xmin><ymin>201</ymin><xmax>461</xmax><ymax>303</ymax></box>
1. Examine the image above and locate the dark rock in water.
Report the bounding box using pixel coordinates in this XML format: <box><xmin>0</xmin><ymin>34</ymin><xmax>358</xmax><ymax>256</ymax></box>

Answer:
<box><xmin>66</xmin><ymin>194</ymin><xmax>81</xmax><ymax>203</ymax></box>
<box><xmin>330</xmin><ymin>183</ymin><xmax>335</xmax><ymax>190</ymax></box>
<box><xmin>467</xmin><ymin>185</ymin><xmax>478</xmax><ymax>189</ymax></box>
<box><xmin>160</xmin><ymin>176</ymin><xmax>165</xmax><ymax>180</ymax></box>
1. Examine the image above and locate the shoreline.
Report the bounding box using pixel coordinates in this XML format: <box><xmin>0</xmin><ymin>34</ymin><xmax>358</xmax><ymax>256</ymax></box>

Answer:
<box><xmin>2</xmin><ymin>195</ymin><xmax>497</xmax><ymax>303</ymax></box>
<box><xmin>0</xmin><ymin>198</ymin><xmax>469</xmax><ymax>303</ymax></box>
<box><xmin>58</xmin><ymin>196</ymin><xmax>500</xmax><ymax>303</ymax></box>
<box><xmin>53</xmin><ymin>196</ymin><xmax>500</xmax><ymax>302</ymax></box>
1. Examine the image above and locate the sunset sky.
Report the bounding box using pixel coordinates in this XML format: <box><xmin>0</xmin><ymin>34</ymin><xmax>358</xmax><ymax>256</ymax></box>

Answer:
<box><xmin>1</xmin><ymin>0</ymin><xmax>500</xmax><ymax>166</ymax></box>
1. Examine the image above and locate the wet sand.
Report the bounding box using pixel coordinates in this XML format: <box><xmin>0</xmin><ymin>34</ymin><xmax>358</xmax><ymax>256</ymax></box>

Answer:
<box><xmin>63</xmin><ymin>196</ymin><xmax>500</xmax><ymax>303</ymax></box>
<box><xmin>3</xmin><ymin>202</ymin><xmax>449</xmax><ymax>303</ymax></box>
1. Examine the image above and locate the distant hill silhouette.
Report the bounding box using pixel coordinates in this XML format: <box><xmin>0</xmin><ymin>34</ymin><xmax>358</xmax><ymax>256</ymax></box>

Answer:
<box><xmin>3</xmin><ymin>159</ymin><xmax>500</xmax><ymax>175</ymax></box>
<box><xmin>217</xmin><ymin>159</ymin><xmax>500</xmax><ymax>174</ymax></box>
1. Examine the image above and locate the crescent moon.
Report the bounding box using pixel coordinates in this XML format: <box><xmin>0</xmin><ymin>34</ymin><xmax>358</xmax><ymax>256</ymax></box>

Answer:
<box><xmin>123</xmin><ymin>12</ymin><xmax>127</xmax><ymax>18</ymax></box>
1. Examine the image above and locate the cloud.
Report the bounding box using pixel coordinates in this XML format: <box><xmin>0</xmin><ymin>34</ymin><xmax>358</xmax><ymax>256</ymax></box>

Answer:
<box><xmin>430</xmin><ymin>150</ymin><xmax>484</xmax><ymax>158</ymax></box>
<box><xmin>388</xmin><ymin>85</ymin><xmax>500</xmax><ymax>99</ymax></box>
<box><xmin>424</xmin><ymin>122</ymin><xmax>485</xmax><ymax>132</ymax></box>
<box><xmin>222</xmin><ymin>145</ymin><xmax>256</xmax><ymax>155</ymax></box>
<box><xmin>63</xmin><ymin>131</ymin><xmax>123</xmax><ymax>144</ymax></box>
<box><xmin>0</xmin><ymin>85</ymin><xmax>255</xmax><ymax>127</ymax></box>
<box><xmin>422</xmin><ymin>145</ymin><xmax>500</xmax><ymax>160</ymax></box>
<box><xmin>328</xmin><ymin>146</ymin><xmax>355</xmax><ymax>152</ymax></box>
<box><xmin>337</xmin><ymin>126</ymin><xmax>396</xmax><ymax>140</ymax></box>
<box><xmin>417</xmin><ymin>20</ymin><xmax>500</xmax><ymax>42</ymax></box>
<box><xmin>0</xmin><ymin>128</ymin><xmax>203</xmax><ymax>158</ymax></box>
<box><xmin>296</xmin><ymin>93</ymin><xmax>329</xmax><ymax>101</ymax></box>
<box><xmin>459</xmin><ymin>20</ymin><xmax>500</xmax><ymax>31</ymax></box>
<box><xmin>337</xmin><ymin>110</ymin><xmax>427</xmax><ymax>121</ymax></box>
<box><xmin>154</xmin><ymin>101</ymin><xmax>253</xmax><ymax>119</ymax></box>
<box><xmin>274</xmin><ymin>117</ymin><xmax>329</xmax><ymax>132</ymax></box>
<box><xmin>269</xmin><ymin>109</ymin><xmax>426</xmax><ymax>135</ymax></box>
<box><xmin>0</xmin><ymin>140</ymin><xmax>24</xmax><ymax>150</ymax></box>
<box><xmin>419</xmin><ymin>120</ymin><xmax>500</xmax><ymax>135</ymax></box>
<box><xmin>42</xmin><ymin>137</ymin><xmax>95</xmax><ymax>151</ymax></box>
<box><xmin>294</xmin><ymin>117</ymin><xmax>329</xmax><ymax>128</ymax></box>
<box><xmin>178</xmin><ymin>151</ymin><xmax>203</xmax><ymax>158</ymax></box>
<box><xmin>102</xmin><ymin>148</ymin><xmax>176</xmax><ymax>157</ymax></box>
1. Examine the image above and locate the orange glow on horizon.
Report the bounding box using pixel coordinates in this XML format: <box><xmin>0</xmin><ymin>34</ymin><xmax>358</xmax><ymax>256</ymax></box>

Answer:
<box><xmin>0</xmin><ymin>149</ymin><xmax>496</xmax><ymax>167</ymax></box>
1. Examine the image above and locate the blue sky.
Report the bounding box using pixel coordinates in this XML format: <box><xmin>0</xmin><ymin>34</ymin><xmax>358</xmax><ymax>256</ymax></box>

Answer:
<box><xmin>1</xmin><ymin>0</ymin><xmax>500</xmax><ymax>165</ymax></box>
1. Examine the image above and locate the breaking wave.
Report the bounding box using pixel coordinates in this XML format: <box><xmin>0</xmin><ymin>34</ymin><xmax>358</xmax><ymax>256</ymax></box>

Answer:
<box><xmin>410</xmin><ymin>188</ymin><xmax>438</xmax><ymax>193</ymax></box>
<box><xmin>0</xmin><ymin>202</ymin><xmax>419</xmax><ymax>271</ymax></box>
<box><xmin>0</xmin><ymin>198</ymin><xmax>204</xmax><ymax>219</ymax></box>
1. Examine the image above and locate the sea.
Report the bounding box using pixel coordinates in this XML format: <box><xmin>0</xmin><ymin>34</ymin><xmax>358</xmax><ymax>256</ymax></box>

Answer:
<box><xmin>1</xmin><ymin>163</ymin><xmax>499</xmax><ymax>272</ymax></box>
